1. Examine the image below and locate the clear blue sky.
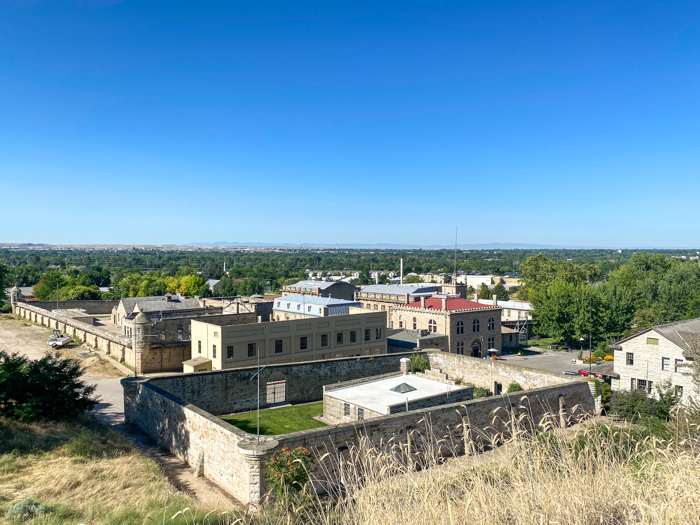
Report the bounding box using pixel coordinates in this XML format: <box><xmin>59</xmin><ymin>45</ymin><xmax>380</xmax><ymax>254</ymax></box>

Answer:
<box><xmin>1</xmin><ymin>1</ymin><xmax>698</xmax><ymax>247</ymax></box>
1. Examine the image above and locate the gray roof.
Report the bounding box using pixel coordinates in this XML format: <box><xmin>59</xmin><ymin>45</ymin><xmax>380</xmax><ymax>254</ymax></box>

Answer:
<box><xmin>273</xmin><ymin>294</ymin><xmax>361</xmax><ymax>317</ymax></box>
<box><xmin>285</xmin><ymin>280</ymin><xmax>338</xmax><ymax>290</ymax></box>
<box><xmin>207</xmin><ymin>279</ymin><xmax>221</xmax><ymax>287</ymax></box>
<box><xmin>120</xmin><ymin>296</ymin><xmax>202</xmax><ymax>314</ymax></box>
<box><xmin>183</xmin><ymin>356</ymin><xmax>212</xmax><ymax>366</ymax></box>
<box><xmin>655</xmin><ymin>318</ymin><xmax>700</xmax><ymax>352</ymax></box>
<box><xmin>360</xmin><ymin>284</ymin><xmax>440</xmax><ymax>296</ymax></box>
<box><xmin>617</xmin><ymin>317</ymin><xmax>700</xmax><ymax>353</ymax></box>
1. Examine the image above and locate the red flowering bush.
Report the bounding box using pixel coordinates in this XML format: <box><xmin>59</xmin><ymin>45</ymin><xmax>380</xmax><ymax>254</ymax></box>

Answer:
<box><xmin>265</xmin><ymin>446</ymin><xmax>314</xmax><ymax>498</ymax></box>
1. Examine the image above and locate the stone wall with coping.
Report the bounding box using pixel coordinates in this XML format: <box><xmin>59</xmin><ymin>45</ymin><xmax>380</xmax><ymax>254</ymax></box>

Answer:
<box><xmin>25</xmin><ymin>300</ymin><xmax>119</xmax><ymax>314</ymax></box>
<box><xmin>427</xmin><ymin>351</ymin><xmax>577</xmax><ymax>391</ymax></box>
<box><xmin>124</xmin><ymin>353</ymin><xmax>595</xmax><ymax>505</ymax></box>
<box><xmin>146</xmin><ymin>352</ymin><xmax>421</xmax><ymax>416</ymax></box>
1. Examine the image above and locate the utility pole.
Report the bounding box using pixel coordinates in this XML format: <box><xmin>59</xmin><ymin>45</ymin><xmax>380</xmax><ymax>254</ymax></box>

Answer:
<box><xmin>588</xmin><ymin>296</ymin><xmax>593</xmax><ymax>376</ymax></box>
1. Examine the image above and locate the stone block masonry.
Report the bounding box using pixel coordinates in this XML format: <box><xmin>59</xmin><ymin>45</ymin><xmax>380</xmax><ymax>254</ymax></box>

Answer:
<box><xmin>124</xmin><ymin>352</ymin><xmax>595</xmax><ymax>505</ymax></box>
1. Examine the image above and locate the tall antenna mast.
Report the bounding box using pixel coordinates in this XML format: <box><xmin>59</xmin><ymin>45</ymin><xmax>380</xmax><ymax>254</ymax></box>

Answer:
<box><xmin>453</xmin><ymin>227</ymin><xmax>458</xmax><ymax>284</ymax></box>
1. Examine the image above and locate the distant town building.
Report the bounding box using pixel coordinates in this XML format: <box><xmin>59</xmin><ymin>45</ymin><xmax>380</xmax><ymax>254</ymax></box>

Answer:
<box><xmin>281</xmin><ymin>280</ymin><xmax>358</xmax><ymax>301</ymax></box>
<box><xmin>390</xmin><ymin>296</ymin><xmax>502</xmax><ymax>357</ymax></box>
<box><xmin>612</xmin><ymin>318</ymin><xmax>700</xmax><ymax>403</ymax></box>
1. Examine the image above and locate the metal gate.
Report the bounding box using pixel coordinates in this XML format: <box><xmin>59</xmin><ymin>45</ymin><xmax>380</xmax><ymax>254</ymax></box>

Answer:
<box><xmin>266</xmin><ymin>380</ymin><xmax>286</xmax><ymax>404</ymax></box>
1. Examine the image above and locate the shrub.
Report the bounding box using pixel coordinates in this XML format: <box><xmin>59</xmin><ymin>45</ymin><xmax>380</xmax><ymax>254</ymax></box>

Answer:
<box><xmin>409</xmin><ymin>354</ymin><xmax>430</xmax><ymax>374</ymax></box>
<box><xmin>604</xmin><ymin>354</ymin><xmax>614</xmax><ymax>361</ymax></box>
<box><xmin>601</xmin><ymin>382</ymin><xmax>612</xmax><ymax>413</ymax></box>
<box><xmin>473</xmin><ymin>387</ymin><xmax>491</xmax><ymax>399</ymax></box>
<box><xmin>507</xmin><ymin>382</ymin><xmax>523</xmax><ymax>393</ymax></box>
<box><xmin>0</xmin><ymin>303</ymin><xmax>12</xmax><ymax>314</ymax></box>
<box><xmin>265</xmin><ymin>446</ymin><xmax>314</xmax><ymax>498</ymax></box>
<box><xmin>0</xmin><ymin>351</ymin><xmax>96</xmax><ymax>422</ymax></box>
<box><xmin>592</xmin><ymin>349</ymin><xmax>606</xmax><ymax>360</ymax></box>
<box><xmin>611</xmin><ymin>389</ymin><xmax>658</xmax><ymax>422</ymax></box>
<box><xmin>5</xmin><ymin>498</ymin><xmax>54</xmax><ymax>522</ymax></box>
<box><xmin>597</xmin><ymin>341</ymin><xmax>611</xmax><ymax>355</ymax></box>
<box><xmin>577</xmin><ymin>350</ymin><xmax>583</xmax><ymax>361</ymax></box>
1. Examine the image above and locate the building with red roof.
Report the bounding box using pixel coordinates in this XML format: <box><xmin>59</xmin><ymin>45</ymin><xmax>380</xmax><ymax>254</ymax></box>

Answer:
<box><xmin>390</xmin><ymin>295</ymin><xmax>502</xmax><ymax>357</ymax></box>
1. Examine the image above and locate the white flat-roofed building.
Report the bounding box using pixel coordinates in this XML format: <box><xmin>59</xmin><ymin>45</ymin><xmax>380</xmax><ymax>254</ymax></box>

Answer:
<box><xmin>323</xmin><ymin>371</ymin><xmax>472</xmax><ymax>424</ymax></box>
<box><xmin>272</xmin><ymin>294</ymin><xmax>362</xmax><ymax>321</ymax></box>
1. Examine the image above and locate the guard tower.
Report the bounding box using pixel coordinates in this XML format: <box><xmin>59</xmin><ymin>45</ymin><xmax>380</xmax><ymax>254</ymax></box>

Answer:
<box><xmin>9</xmin><ymin>285</ymin><xmax>21</xmax><ymax>311</ymax></box>
<box><xmin>131</xmin><ymin>311</ymin><xmax>151</xmax><ymax>375</ymax></box>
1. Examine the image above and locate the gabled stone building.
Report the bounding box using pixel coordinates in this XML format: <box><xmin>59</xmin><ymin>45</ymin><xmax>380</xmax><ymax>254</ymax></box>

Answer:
<box><xmin>612</xmin><ymin>317</ymin><xmax>700</xmax><ymax>402</ymax></box>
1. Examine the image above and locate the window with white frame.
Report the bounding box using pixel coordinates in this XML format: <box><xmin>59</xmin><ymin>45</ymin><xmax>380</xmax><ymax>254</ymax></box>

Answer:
<box><xmin>662</xmin><ymin>357</ymin><xmax>670</xmax><ymax>371</ymax></box>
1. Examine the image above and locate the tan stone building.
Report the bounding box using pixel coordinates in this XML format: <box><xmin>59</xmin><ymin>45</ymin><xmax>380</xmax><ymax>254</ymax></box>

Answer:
<box><xmin>390</xmin><ymin>297</ymin><xmax>502</xmax><ymax>357</ymax></box>
<box><xmin>612</xmin><ymin>318</ymin><xmax>699</xmax><ymax>402</ymax></box>
<box><xmin>355</xmin><ymin>284</ymin><xmax>441</xmax><ymax>325</ymax></box>
<box><xmin>188</xmin><ymin>310</ymin><xmax>387</xmax><ymax>372</ymax></box>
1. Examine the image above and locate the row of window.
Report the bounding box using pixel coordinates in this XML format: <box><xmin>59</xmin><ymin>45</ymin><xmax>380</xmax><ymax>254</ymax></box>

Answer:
<box><xmin>197</xmin><ymin>328</ymin><xmax>384</xmax><ymax>359</ymax></box>
<box><xmin>631</xmin><ymin>378</ymin><xmax>683</xmax><ymax>398</ymax></box>
<box><xmin>626</xmin><ymin>353</ymin><xmax>684</xmax><ymax>372</ymax></box>
<box><xmin>396</xmin><ymin>317</ymin><xmax>496</xmax><ymax>332</ymax></box>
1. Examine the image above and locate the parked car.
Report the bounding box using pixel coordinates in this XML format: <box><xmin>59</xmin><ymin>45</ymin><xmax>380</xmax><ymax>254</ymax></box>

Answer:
<box><xmin>577</xmin><ymin>369</ymin><xmax>602</xmax><ymax>378</ymax></box>
<box><xmin>563</xmin><ymin>371</ymin><xmax>579</xmax><ymax>376</ymax></box>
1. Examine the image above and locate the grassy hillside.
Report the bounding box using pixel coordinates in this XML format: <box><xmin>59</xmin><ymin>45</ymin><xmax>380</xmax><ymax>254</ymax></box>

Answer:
<box><xmin>0</xmin><ymin>415</ymin><xmax>218</xmax><ymax>524</ymax></box>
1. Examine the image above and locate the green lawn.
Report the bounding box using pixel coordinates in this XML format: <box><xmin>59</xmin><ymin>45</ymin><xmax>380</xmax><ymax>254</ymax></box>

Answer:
<box><xmin>220</xmin><ymin>402</ymin><xmax>326</xmax><ymax>435</ymax></box>
<box><xmin>527</xmin><ymin>337</ymin><xmax>561</xmax><ymax>350</ymax></box>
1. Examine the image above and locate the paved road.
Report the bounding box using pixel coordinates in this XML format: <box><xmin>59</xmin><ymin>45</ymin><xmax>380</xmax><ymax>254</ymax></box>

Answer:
<box><xmin>92</xmin><ymin>377</ymin><xmax>126</xmax><ymax>426</ymax></box>
<box><xmin>499</xmin><ymin>349</ymin><xmax>582</xmax><ymax>375</ymax></box>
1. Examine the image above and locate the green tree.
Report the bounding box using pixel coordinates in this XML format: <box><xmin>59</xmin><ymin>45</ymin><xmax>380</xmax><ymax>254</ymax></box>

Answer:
<box><xmin>404</xmin><ymin>275</ymin><xmax>422</xmax><ymax>284</ymax></box>
<box><xmin>0</xmin><ymin>351</ymin><xmax>97</xmax><ymax>422</ymax></box>
<box><xmin>492</xmin><ymin>282</ymin><xmax>510</xmax><ymax>301</ymax></box>
<box><xmin>32</xmin><ymin>270</ymin><xmax>66</xmax><ymax>301</ymax></box>
<box><xmin>477</xmin><ymin>283</ymin><xmax>491</xmax><ymax>299</ymax></box>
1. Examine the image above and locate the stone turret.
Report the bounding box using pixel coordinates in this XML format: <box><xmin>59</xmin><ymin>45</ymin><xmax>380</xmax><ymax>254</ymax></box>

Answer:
<box><xmin>9</xmin><ymin>285</ymin><xmax>21</xmax><ymax>304</ymax></box>
<box><xmin>131</xmin><ymin>312</ymin><xmax>151</xmax><ymax>375</ymax></box>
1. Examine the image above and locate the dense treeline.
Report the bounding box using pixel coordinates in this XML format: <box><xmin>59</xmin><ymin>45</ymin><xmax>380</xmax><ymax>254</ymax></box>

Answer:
<box><xmin>2</xmin><ymin>249</ymin><xmax>700</xmax><ymax>342</ymax></box>
<box><xmin>520</xmin><ymin>252</ymin><xmax>700</xmax><ymax>346</ymax></box>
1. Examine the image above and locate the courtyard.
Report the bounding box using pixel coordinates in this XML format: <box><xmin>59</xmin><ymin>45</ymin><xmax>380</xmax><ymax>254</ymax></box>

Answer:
<box><xmin>220</xmin><ymin>402</ymin><xmax>326</xmax><ymax>435</ymax></box>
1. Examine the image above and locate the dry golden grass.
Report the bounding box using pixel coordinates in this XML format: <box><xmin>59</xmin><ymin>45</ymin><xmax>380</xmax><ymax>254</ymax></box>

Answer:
<box><xmin>0</xmin><ymin>416</ymin><xmax>217</xmax><ymax>525</ymax></box>
<box><xmin>245</xmin><ymin>415</ymin><xmax>700</xmax><ymax>525</ymax></box>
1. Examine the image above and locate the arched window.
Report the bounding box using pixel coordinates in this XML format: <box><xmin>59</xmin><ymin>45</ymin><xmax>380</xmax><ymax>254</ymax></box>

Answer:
<box><xmin>473</xmin><ymin>319</ymin><xmax>480</xmax><ymax>333</ymax></box>
<box><xmin>413</xmin><ymin>317</ymin><xmax>417</xmax><ymax>330</ymax></box>
<box><xmin>456</xmin><ymin>320</ymin><xmax>464</xmax><ymax>334</ymax></box>
<box><xmin>429</xmin><ymin>319</ymin><xmax>437</xmax><ymax>333</ymax></box>
<box><xmin>488</xmin><ymin>317</ymin><xmax>495</xmax><ymax>330</ymax></box>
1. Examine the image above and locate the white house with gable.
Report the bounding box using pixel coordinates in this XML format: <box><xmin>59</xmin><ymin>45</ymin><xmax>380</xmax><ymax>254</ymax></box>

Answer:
<box><xmin>612</xmin><ymin>318</ymin><xmax>700</xmax><ymax>402</ymax></box>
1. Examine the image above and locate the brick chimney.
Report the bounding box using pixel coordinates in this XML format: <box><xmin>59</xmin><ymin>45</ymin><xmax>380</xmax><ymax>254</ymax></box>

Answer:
<box><xmin>420</xmin><ymin>296</ymin><xmax>426</xmax><ymax>308</ymax></box>
<box><xmin>492</xmin><ymin>294</ymin><xmax>498</xmax><ymax>306</ymax></box>
<box><xmin>442</xmin><ymin>297</ymin><xmax>448</xmax><ymax>310</ymax></box>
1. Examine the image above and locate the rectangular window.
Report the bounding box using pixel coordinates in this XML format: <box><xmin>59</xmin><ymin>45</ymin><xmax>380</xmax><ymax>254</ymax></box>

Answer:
<box><xmin>214</xmin><ymin>331</ymin><xmax>218</xmax><ymax>337</ymax></box>
<box><xmin>300</xmin><ymin>336</ymin><xmax>308</xmax><ymax>350</ymax></box>
<box><xmin>637</xmin><ymin>379</ymin><xmax>647</xmax><ymax>392</ymax></box>
<box><xmin>662</xmin><ymin>357</ymin><xmax>670</xmax><ymax>371</ymax></box>
<box><xmin>343</xmin><ymin>403</ymin><xmax>350</xmax><ymax>416</ymax></box>
<box><xmin>488</xmin><ymin>336</ymin><xmax>495</xmax><ymax>348</ymax></box>
<box><xmin>398</xmin><ymin>321</ymin><xmax>403</xmax><ymax>328</ymax></box>
<box><xmin>212</xmin><ymin>344</ymin><xmax>217</xmax><ymax>358</ymax></box>
<box><xmin>675</xmin><ymin>385</ymin><xmax>684</xmax><ymax>398</ymax></box>
<box><xmin>675</xmin><ymin>359</ymin><xmax>684</xmax><ymax>373</ymax></box>
<box><xmin>226</xmin><ymin>345</ymin><xmax>233</xmax><ymax>360</ymax></box>
<box><xmin>364</xmin><ymin>329</ymin><xmax>370</xmax><ymax>341</ymax></box>
<box><xmin>275</xmin><ymin>339</ymin><xmax>283</xmax><ymax>353</ymax></box>
<box><xmin>457</xmin><ymin>342</ymin><xmax>464</xmax><ymax>355</ymax></box>
<box><xmin>198</xmin><ymin>341</ymin><xmax>202</xmax><ymax>354</ymax></box>
<box><xmin>647</xmin><ymin>337</ymin><xmax>659</xmax><ymax>345</ymax></box>
<box><xmin>321</xmin><ymin>334</ymin><xmax>328</xmax><ymax>347</ymax></box>
<box><xmin>350</xmin><ymin>331</ymin><xmax>357</xmax><ymax>343</ymax></box>
<box><xmin>375</xmin><ymin>327</ymin><xmax>382</xmax><ymax>340</ymax></box>
<box><xmin>247</xmin><ymin>343</ymin><xmax>256</xmax><ymax>358</ymax></box>
<box><xmin>337</xmin><ymin>332</ymin><xmax>343</xmax><ymax>345</ymax></box>
<box><xmin>358</xmin><ymin>408</ymin><xmax>365</xmax><ymax>421</ymax></box>
<box><xmin>626</xmin><ymin>352</ymin><xmax>634</xmax><ymax>366</ymax></box>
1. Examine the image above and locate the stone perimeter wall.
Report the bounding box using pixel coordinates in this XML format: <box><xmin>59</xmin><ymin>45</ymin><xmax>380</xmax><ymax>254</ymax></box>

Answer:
<box><xmin>427</xmin><ymin>351</ymin><xmax>573</xmax><ymax>391</ymax></box>
<box><xmin>12</xmin><ymin>301</ymin><xmax>189</xmax><ymax>373</ymax></box>
<box><xmin>124</xmin><ymin>352</ymin><xmax>595</xmax><ymax>505</ymax></box>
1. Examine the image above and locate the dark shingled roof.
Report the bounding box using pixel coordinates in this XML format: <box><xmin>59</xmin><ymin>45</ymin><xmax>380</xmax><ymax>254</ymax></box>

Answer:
<box><xmin>120</xmin><ymin>296</ymin><xmax>202</xmax><ymax>314</ymax></box>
